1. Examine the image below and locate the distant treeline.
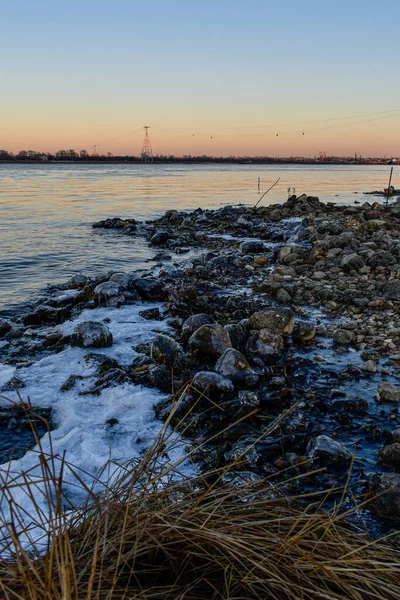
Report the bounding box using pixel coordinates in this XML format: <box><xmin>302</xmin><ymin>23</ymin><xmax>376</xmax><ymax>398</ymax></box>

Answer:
<box><xmin>0</xmin><ymin>149</ymin><xmax>396</xmax><ymax>165</ymax></box>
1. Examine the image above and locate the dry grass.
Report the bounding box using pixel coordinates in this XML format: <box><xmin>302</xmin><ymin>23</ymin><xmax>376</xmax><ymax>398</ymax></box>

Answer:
<box><xmin>0</xmin><ymin>392</ymin><xmax>399</xmax><ymax>599</ymax></box>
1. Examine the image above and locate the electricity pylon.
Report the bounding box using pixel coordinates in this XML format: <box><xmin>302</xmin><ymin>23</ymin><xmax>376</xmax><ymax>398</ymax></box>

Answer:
<box><xmin>141</xmin><ymin>126</ymin><xmax>153</xmax><ymax>161</ymax></box>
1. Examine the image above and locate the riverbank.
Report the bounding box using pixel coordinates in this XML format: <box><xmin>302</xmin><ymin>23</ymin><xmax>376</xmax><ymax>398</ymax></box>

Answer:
<box><xmin>1</xmin><ymin>193</ymin><xmax>400</xmax><ymax>550</ymax></box>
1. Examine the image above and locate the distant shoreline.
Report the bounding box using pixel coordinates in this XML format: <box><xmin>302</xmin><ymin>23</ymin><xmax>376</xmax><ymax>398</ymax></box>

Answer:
<box><xmin>0</xmin><ymin>158</ymin><xmax>397</xmax><ymax>166</ymax></box>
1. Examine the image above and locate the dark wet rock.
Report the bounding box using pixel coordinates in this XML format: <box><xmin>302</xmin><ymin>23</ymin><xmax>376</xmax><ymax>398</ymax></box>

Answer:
<box><xmin>372</xmin><ymin>474</ymin><xmax>400</xmax><ymax>520</ymax></box>
<box><xmin>60</xmin><ymin>374</ymin><xmax>80</xmax><ymax>392</ymax></box>
<box><xmin>224</xmin><ymin>323</ymin><xmax>247</xmax><ymax>352</ymax></box>
<box><xmin>246</xmin><ymin>308</ymin><xmax>295</xmax><ymax>335</ymax></box>
<box><xmin>215</xmin><ymin>348</ymin><xmax>258</xmax><ymax>385</ymax></box>
<box><xmin>67</xmin><ymin>273</ymin><xmax>91</xmax><ymax>289</ymax></box>
<box><xmin>151</xmin><ymin>334</ymin><xmax>185</xmax><ymax>367</ymax></box>
<box><xmin>240</xmin><ymin>240</ymin><xmax>265</xmax><ymax>254</ymax></box>
<box><xmin>378</xmin><ymin>382</ymin><xmax>400</xmax><ymax>403</ymax></box>
<box><xmin>307</xmin><ymin>435</ymin><xmax>351</xmax><ymax>466</ymax></box>
<box><xmin>0</xmin><ymin>319</ymin><xmax>12</xmax><ymax>338</ymax></box>
<box><xmin>378</xmin><ymin>443</ymin><xmax>400</xmax><ymax>468</ymax></box>
<box><xmin>383</xmin><ymin>280</ymin><xmax>400</xmax><ymax>300</ymax></box>
<box><xmin>23</xmin><ymin>305</ymin><xmax>59</xmax><ymax>326</ymax></box>
<box><xmin>92</xmin><ymin>217</ymin><xmax>136</xmax><ymax>229</ymax></box>
<box><xmin>333</xmin><ymin>329</ymin><xmax>356</xmax><ymax>345</ymax></box>
<box><xmin>276</xmin><ymin>288</ymin><xmax>292</xmax><ymax>305</ymax></box>
<box><xmin>139</xmin><ymin>307</ymin><xmax>162</xmax><ymax>320</ymax></box>
<box><xmin>341</xmin><ymin>253</ymin><xmax>365</xmax><ymax>273</ymax></box>
<box><xmin>150</xmin><ymin>231</ymin><xmax>170</xmax><ymax>246</ymax></box>
<box><xmin>245</xmin><ymin>328</ymin><xmax>283</xmax><ymax>362</ymax></box>
<box><xmin>181</xmin><ymin>314</ymin><xmax>214</xmax><ymax>344</ymax></box>
<box><xmin>94</xmin><ymin>281</ymin><xmax>122</xmax><ymax>306</ymax></box>
<box><xmin>130</xmin><ymin>363</ymin><xmax>173</xmax><ymax>392</ymax></box>
<box><xmin>189</xmin><ymin>324</ymin><xmax>231</xmax><ymax>359</ymax></box>
<box><xmin>292</xmin><ymin>322</ymin><xmax>316</xmax><ymax>342</ymax></box>
<box><xmin>70</xmin><ymin>321</ymin><xmax>113</xmax><ymax>348</ymax></box>
<box><xmin>192</xmin><ymin>371</ymin><xmax>234</xmax><ymax>394</ymax></box>
<box><xmin>131</xmin><ymin>277</ymin><xmax>164</xmax><ymax>300</ymax></box>
<box><xmin>74</xmin><ymin>283</ymin><xmax>96</xmax><ymax>304</ymax></box>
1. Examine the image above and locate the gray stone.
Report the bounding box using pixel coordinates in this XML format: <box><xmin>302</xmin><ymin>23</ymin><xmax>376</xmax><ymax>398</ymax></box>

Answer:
<box><xmin>341</xmin><ymin>253</ymin><xmax>365</xmax><ymax>273</ymax></box>
<box><xmin>181</xmin><ymin>314</ymin><xmax>214</xmax><ymax>344</ymax></box>
<box><xmin>362</xmin><ymin>360</ymin><xmax>377</xmax><ymax>373</ymax></box>
<box><xmin>151</xmin><ymin>334</ymin><xmax>185</xmax><ymax>367</ymax></box>
<box><xmin>67</xmin><ymin>273</ymin><xmax>90</xmax><ymax>289</ymax></box>
<box><xmin>378</xmin><ymin>443</ymin><xmax>400</xmax><ymax>468</ymax></box>
<box><xmin>383</xmin><ymin>280</ymin><xmax>400</xmax><ymax>300</ymax></box>
<box><xmin>0</xmin><ymin>319</ymin><xmax>12</xmax><ymax>338</ymax></box>
<box><xmin>373</xmin><ymin>474</ymin><xmax>400</xmax><ymax>520</ymax></box>
<box><xmin>307</xmin><ymin>435</ymin><xmax>351</xmax><ymax>466</ymax></box>
<box><xmin>245</xmin><ymin>328</ymin><xmax>283</xmax><ymax>361</ymax></box>
<box><xmin>189</xmin><ymin>324</ymin><xmax>231</xmax><ymax>358</ymax></box>
<box><xmin>94</xmin><ymin>281</ymin><xmax>121</xmax><ymax>305</ymax></box>
<box><xmin>192</xmin><ymin>371</ymin><xmax>234</xmax><ymax>394</ymax></box>
<box><xmin>23</xmin><ymin>305</ymin><xmax>59</xmax><ymax>326</ymax></box>
<box><xmin>224</xmin><ymin>323</ymin><xmax>247</xmax><ymax>352</ymax></box>
<box><xmin>276</xmin><ymin>288</ymin><xmax>292</xmax><ymax>305</ymax></box>
<box><xmin>240</xmin><ymin>240</ymin><xmax>265</xmax><ymax>254</ymax></box>
<box><xmin>215</xmin><ymin>348</ymin><xmax>258</xmax><ymax>385</ymax></box>
<box><xmin>247</xmin><ymin>308</ymin><xmax>295</xmax><ymax>335</ymax></box>
<box><xmin>292</xmin><ymin>322</ymin><xmax>316</xmax><ymax>342</ymax></box>
<box><xmin>70</xmin><ymin>321</ymin><xmax>113</xmax><ymax>348</ymax></box>
<box><xmin>333</xmin><ymin>329</ymin><xmax>356</xmax><ymax>345</ymax></box>
<box><xmin>378</xmin><ymin>382</ymin><xmax>400</xmax><ymax>403</ymax></box>
<box><xmin>130</xmin><ymin>277</ymin><xmax>164</xmax><ymax>300</ymax></box>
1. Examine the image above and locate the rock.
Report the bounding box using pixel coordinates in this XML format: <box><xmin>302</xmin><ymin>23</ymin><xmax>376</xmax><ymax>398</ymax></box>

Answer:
<box><xmin>67</xmin><ymin>273</ymin><xmax>90</xmax><ymax>289</ymax></box>
<box><xmin>181</xmin><ymin>314</ymin><xmax>214</xmax><ymax>344</ymax></box>
<box><xmin>92</xmin><ymin>217</ymin><xmax>134</xmax><ymax>229</ymax></box>
<box><xmin>139</xmin><ymin>307</ymin><xmax>162</xmax><ymax>320</ymax></box>
<box><xmin>373</xmin><ymin>474</ymin><xmax>400</xmax><ymax>520</ymax></box>
<box><xmin>362</xmin><ymin>360</ymin><xmax>377</xmax><ymax>373</ymax></box>
<box><xmin>247</xmin><ymin>308</ymin><xmax>295</xmax><ymax>335</ymax></box>
<box><xmin>151</xmin><ymin>334</ymin><xmax>185</xmax><ymax>367</ymax></box>
<box><xmin>94</xmin><ymin>281</ymin><xmax>121</xmax><ymax>305</ymax></box>
<box><xmin>189</xmin><ymin>324</ymin><xmax>231</xmax><ymax>359</ymax></box>
<box><xmin>70</xmin><ymin>321</ymin><xmax>113</xmax><ymax>348</ymax></box>
<box><xmin>378</xmin><ymin>443</ymin><xmax>400</xmax><ymax>468</ymax></box>
<box><xmin>341</xmin><ymin>253</ymin><xmax>365</xmax><ymax>273</ymax></box>
<box><xmin>0</xmin><ymin>319</ymin><xmax>12</xmax><ymax>338</ymax></box>
<box><xmin>192</xmin><ymin>371</ymin><xmax>234</xmax><ymax>394</ymax></box>
<box><xmin>333</xmin><ymin>329</ymin><xmax>356</xmax><ymax>345</ymax></box>
<box><xmin>23</xmin><ymin>305</ymin><xmax>59</xmax><ymax>326</ymax></box>
<box><xmin>307</xmin><ymin>435</ymin><xmax>351</xmax><ymax>466</ymax></box>
<box><xmin>240</xmin><ymin>240</ymin><xmax>265</xmax><ymax>254</ymax></box>
<box><xmin>245</xmin><ymin>328</ymin><xmax>283</xmax><ymax>362</ymax></box>
<box><xmin>276</xmin><ymin>288</ymin><xmax>292</xmax><ymax>305</ymax></box>
<box><xmin>224</xmin><ymin>323</ymin><xmax>247</xmax><ymax>352</ymax></box>
<box><xmin>131</xmin><ymin>277</ymin><xmax>164</xmax><ymax>300</ymax></box>
<box><xmin>215</xmin><ymin>348</ymin><xmax>258</xmax><ymax>385</ymax></box>
<box><xmin>292</xmin><ymin>322</ymin><xmax>316</xmax><ymax>342</ymax></box>
<box><xmin>383</xmin><ymin>280</ymin><xmax>400</xmax><ymax>300</ymax></box>
<box><xmin>378</xmin><ymin>382</ymin><xmax>400</xmax><ymax>403</ymax></box>
<box><xmin>150</xmin><ymin>231</ymin><xmax>170</xmax><ymax>246</ymax></box>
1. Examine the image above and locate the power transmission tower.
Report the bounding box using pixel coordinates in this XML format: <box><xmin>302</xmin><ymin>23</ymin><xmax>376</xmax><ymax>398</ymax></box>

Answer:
<box><xmin>141</xmin><ymin>126</ymin><xmax>153</xmax><ymax>161</ymax></box>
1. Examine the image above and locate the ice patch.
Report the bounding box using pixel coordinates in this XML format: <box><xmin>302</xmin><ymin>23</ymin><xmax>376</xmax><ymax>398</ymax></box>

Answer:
<box><xmin>0</xmin><ymin>303</ymin><xmax>192</xmax><ymax>552</ymax></box>
<box><xmin>0</xmin><ymin>364</ymin><xmax>16</xmax><ymax>390</ymax></box>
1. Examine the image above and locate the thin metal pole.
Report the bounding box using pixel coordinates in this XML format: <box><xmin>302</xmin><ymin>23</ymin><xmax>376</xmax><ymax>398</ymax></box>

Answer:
<box><xmin>385</xmin><ymin>166</ymin><xmax>394</xmax><ymax>209</ymax></box>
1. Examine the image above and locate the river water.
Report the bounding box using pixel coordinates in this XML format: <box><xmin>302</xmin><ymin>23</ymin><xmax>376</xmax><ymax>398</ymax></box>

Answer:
<box><xmin>0</xmin><ymin>162</ymin><xmax>397</xmax><ymax>313</ymax></box>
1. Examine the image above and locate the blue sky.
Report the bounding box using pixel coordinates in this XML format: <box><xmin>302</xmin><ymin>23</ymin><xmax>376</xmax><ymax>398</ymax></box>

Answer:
<box><xmin>1</xmin><ymin>0</ymin><xmax>399</xmax><ymax>156</ymax></box>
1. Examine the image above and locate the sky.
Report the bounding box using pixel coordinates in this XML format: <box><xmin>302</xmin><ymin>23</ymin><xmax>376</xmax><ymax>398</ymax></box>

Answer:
<box><xmin>1</xmin><ymin>0</ymin><xmax>400</xmax><ymax>157</ymax></box>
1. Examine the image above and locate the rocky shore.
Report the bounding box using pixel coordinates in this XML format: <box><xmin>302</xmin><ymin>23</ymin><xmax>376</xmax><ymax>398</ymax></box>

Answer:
<box><xmin>1</xmin><ymin>193</ymin><xmax>400</xmax><ymax>532</ymax></box>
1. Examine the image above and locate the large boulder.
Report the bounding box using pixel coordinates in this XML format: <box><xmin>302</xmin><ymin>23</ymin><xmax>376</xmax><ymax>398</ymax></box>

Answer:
<box><xmin>151</xmin><ymin>334</ymin><xmax>185</xmax><ymax>367</ymax></box>
<box><xmin>215</xmin><ymin>349</ymin><xmax>258</xmax><ymax>385</ymax></box>
<box><xmin>307</xmin><ymin>435</ymin><xmax>351</xmax><ymax>467</ymax></box>
<box><xmin>292</xmin><ymin>321</ymin><xmax>316</xmax><ymax>342</ymax></box>
<box><xmin>70</xmin><ymin>321</ymin><xmax>113</xmax><ymax>348</ymax></box>
<box><xmin>247</xmin><ymin>308</ymin><xmax>294</xmax><ymax>335</ymax></box>
<box><xmin>189</xmin><ymin>324</ymin><xmax>231</xmax><ymax>359</ymax></box>
<box><xmin>23</xmin><ymin>305</ymin><xmax>59</xmax><ymax>326</ymax></box>
<box><xmin>181</xmin><ymin>314</ymin><xmax>214</xmax><ymax>344</ymax></box>
<box><xmin>378</xmin><ymin>382</ymin><xmax>400</xmax><ymax>403</ymax></box>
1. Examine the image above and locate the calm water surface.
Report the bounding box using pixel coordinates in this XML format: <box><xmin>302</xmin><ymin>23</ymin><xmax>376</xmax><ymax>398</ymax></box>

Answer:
<box><xmin>0</xmin><ymin>163</ymin><xmax>397</xmax><ymax>313</ymax></box>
